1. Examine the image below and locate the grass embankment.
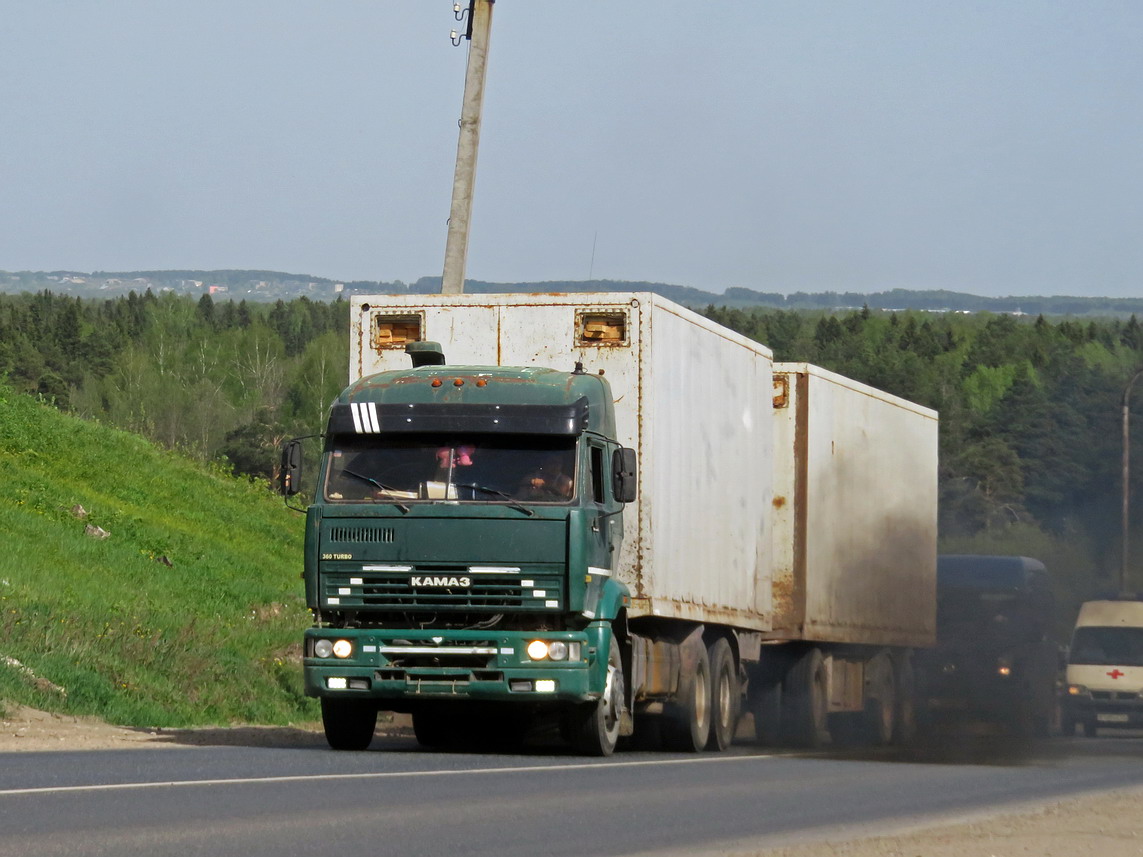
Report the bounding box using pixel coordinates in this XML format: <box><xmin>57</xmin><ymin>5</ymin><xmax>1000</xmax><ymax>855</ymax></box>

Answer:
<box><xmin>0</xmin><ymin>385</ymin><xmax>316</xmax><ymax>727</ymax></box>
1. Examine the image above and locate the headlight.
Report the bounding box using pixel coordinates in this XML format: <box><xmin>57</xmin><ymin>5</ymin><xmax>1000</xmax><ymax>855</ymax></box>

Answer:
<box><xmin>332</xmin><ymin>639</ymin><xmax>353</xmax><ymax>659</ymax></box>
<box><xmin>526</xmin><ymin>640</ymin><xmax>549</xmax><ymax>660</ymax></box>
<box><xmin>1067</xmin><ymin>684</ymin><xmax>1089</xmax><ymax>696</ymax></box>
<box><xmin>314</xmin><ymin>639</ymin><xmax>334</xmax><ymax>658</ymax></box>
<box><xmin>547</xmin><ymin>641</ymin><xmax>569</xmax><ymax>661</ymax></box>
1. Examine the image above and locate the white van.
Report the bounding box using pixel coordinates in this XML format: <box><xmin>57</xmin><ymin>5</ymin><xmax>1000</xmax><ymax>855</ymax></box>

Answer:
<box><xmin>1063</xmin><ymin>600</ymin><xmax>1143</xmax><ymax>736</ymax></box>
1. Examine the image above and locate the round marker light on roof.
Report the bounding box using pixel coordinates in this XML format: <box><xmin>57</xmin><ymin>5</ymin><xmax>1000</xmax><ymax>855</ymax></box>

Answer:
<box><xmin>431</xmin><ymin>379</ymin><xmax>442</xmax><ymax>388</ymax></box>
<box><xmin>476</xmin><ymin>379</ymin><xmax>487</xmax><ymax>387</ymax></box>
<box><xmin>454</xmin><ymin>378</ymin><xmax>464</xmax><ymax>387</ymax></box>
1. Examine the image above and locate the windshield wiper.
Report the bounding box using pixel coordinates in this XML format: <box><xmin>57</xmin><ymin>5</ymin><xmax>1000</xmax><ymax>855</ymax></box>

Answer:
<box><xmin>454</xmin><ymin>483</ymin><xmax>535</xmax><ymax>517</ymax></box>
<box><xmin>341</xmin><ymin>469</ymin><xmax>410</xmax><ymax>513</ymax></box>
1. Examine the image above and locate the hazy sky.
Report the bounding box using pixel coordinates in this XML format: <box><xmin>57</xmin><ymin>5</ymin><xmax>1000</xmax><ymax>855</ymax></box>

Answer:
<box><xmin>2</xmin><ymin>2</ymin><xmax>1141</xmax><ymax>297</ymax></box>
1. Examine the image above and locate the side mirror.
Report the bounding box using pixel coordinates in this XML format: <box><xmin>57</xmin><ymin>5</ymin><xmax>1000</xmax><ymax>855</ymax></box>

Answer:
<box><xmin>280</xmin><ymin>440</ymin><xmax>303</xmax><ymax>496</ymax></box>
<box><xmin>612</xmin><ymin>447</ymin><xmax>637</xmax><ymax>503</ymax></box>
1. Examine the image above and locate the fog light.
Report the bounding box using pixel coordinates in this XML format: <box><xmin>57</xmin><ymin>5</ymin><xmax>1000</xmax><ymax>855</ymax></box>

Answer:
<box><xmin>535</xmin><ymin>680</ymin><xmax>557</xmax><ymax>693</ymax></box>
<box><xmin>327</xmin><ymin>677</ymin><xmax>348</xmax><ymax>690</ymax></box>
<box><xmin>314</xmin><ymin>639</ymin><xmax>334</xmax><ymax>659</ymax></box>
<box><xmin>526</xmin><ymin>640</ymin><xmax>549</xmax><ymax>660</ymax></box>
<box><xmin>333</xmin><ymin>639</ymin><xmax>353</xmax><ymax>659</ymax></box>
<box><xmin>547</xmin><ymin>641</ymin><xmax>568</xmax><ymax>661</ymax></box>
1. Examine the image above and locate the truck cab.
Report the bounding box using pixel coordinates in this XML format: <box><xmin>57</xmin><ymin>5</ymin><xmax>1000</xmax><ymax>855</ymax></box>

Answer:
<box><xmin>284</xmin><ymin>343</ymin><xmax>636</xmax><ymax>754</ymax></box>
<box><xmin>915</xmin><ymin>555</ymin><xmax>1057</xmax><ymax>737</ymax></box>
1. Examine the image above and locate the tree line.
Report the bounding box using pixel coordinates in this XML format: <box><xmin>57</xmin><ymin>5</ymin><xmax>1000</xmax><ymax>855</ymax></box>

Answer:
<box><xmin>704</xmin><ymin>304</ymin><xmax>1143</xmax><ymax>601</ymax></box>
<box><xmin>4</xmin><ymin>288</ymin><xmax>1143</xmax><ymax>602</ymax></box>
<box><xmin>0</xmin><ymin>290</ymin><xmax>348</xmax><ymax>479</ymax></box>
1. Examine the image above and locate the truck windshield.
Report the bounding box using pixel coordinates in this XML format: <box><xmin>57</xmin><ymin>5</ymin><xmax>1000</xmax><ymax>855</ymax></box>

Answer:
<box><xmin>1070</xmin><ymin>626</ymin><xmax>1143</xmax><ymax>666</ymax></box>
<box><xmin>937</xmin><ymin>591</ymin><xmax>1044</xmax><ymax>646</ymax></box>
<box><xmin>322</xmin><ymin>434</ymin><xmax>576</xmax><ymax>505</ymax></box>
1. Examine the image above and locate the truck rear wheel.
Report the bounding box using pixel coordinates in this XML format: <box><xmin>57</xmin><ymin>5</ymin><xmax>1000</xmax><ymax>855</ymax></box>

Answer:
<box><xmin>706</xmin><ymin>638</ymin><xmax>739</xmax><ymax>751</ymax></box>
<box><xmin>321</xmin><ymin>698</ymin><xmax>377</xmax><ymax>751</ymax></box>
<box><xmin>663</xmin><ymin>644</ymin><xmax>712</xmax><ymax>752</ymax></box>
<box><xmin>565</xmin><ymin>634</ymin><xmax>625</xmax><ymax>756</ymax></box>
<box><xmin>781</xmin><ymin>647</ymin><xmax>829</xmax><ymax>748</ymax></box>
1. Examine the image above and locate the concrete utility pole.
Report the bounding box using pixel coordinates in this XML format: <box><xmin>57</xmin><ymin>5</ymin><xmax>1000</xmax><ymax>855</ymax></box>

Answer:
<box><xmin>1122</xmin><ymin>369</ymin><xmax>1143</xmax><ymax>595</ymax></box>
<box><xmin>441</xmin><ymin>0</ymin><xmax>495</xmax><ymax>295</ymax></box>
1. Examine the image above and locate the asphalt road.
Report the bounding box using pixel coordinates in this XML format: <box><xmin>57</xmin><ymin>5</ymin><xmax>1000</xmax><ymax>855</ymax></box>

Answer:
<box><xmin>3</xmin><ymin>733</ymin><xmax>1143</xmax><ymax>857</ymax></box>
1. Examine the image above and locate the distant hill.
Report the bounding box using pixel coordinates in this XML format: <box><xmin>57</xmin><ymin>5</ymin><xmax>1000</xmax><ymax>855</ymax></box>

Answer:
<box><xmin>2</xmin><ymin>268</ymin><xmax>1142</xmax><ymax>316</ymax></box>
<box><xmin>0</xmin><ymin>383</ymin><xmax>315</xmax><ymax>727</ymax></box>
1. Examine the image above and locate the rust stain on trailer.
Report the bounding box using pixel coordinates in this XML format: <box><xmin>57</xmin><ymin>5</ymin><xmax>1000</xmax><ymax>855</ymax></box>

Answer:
<box><xmin>771</xmin><ymin>573</ymin><xmax>796</xmax><ymax>626</ymax></box>
<box><xmin>772</xmin><ymin>495</ymin><xmax>786</xmax><ymax>509</ymax></box>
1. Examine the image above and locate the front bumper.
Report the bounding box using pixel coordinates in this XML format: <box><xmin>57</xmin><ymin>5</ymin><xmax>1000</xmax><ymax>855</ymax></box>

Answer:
<box><xmin>303</xmin><ymin>627</ymin><xmax>603</xmax><ymax>705</ymax></box>
<box><xmin>1063</xmin><ymin>693</ymin><xmax>1143</xmax><ymax>728</ymax></box>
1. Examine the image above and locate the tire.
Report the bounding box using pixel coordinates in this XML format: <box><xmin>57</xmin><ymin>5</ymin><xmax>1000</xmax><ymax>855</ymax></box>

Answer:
<box><xmin>781</xmin><ymin>647</ymin><xmax>829</xmax><ymax>748</ymax></box>
<box><xmin>663</xmin><ymin>643</ymin><xmax>712</xmax><ymax>752</ymax></box>
<box><xmin>706</xmin><ymin>638</ymin><xmax>739</xmax><ymax>751</ymax></box>
<box><xmin>863</xmin><ymin>656</ymin><xmax>896</xmax><ymax>746</ymax></box>
<box><xmin>566</xmin><ymin>633</ymin><xmax>625</xmax><ymax>756</ymax></box>
<box><xmin>892</xmin><ymin>652</ymin><xmax>917</xmax><ymax>745</ymax></box>
<box><xmin>751</xmin><ymin>677</ymin><xmax>783</xmax><ymax>746</ymax></box>
<box><xmin>412</xmin><ymin>709</ymin><xmax>451</xmax><ymax>748</ymax></box>
<box><xmin>321</xmin><ymin>697</ymin><xmax>377</xmax><ymax>751</ymax></box>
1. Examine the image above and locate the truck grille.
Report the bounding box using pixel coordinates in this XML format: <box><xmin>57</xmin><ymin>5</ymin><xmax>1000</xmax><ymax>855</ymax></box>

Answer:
<box><xmin>328</xmin><ymin>526</ymin><xmax>396</xmax><ymax>544</ymax></box>
<box><xmin>1092</xmin><ymin>691</ymin><xmax>1139</xmax><ymax>701</ymax></box>
<box><xmin>321</xmin><ymin>567</ymin><xmax>563</xmax><ymax>612</ymax></box>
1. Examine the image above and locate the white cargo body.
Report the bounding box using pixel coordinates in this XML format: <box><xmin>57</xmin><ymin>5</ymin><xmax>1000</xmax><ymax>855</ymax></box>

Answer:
<box><xmin>349</xmin><ymin>292</ymin><xmax>775</xmax><ymax>631</ymax></box>
<box><xmin>770</xmin><ymin>363</ymin><xmax>938</xmax><ymax>648</ymax></box>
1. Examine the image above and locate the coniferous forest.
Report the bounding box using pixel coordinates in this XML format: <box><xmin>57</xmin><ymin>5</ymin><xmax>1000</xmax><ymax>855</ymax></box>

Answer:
<box><xmin>5</xmin><ymin>288</ymin><xmax>1143</xmax><ymax>618</ymax></box>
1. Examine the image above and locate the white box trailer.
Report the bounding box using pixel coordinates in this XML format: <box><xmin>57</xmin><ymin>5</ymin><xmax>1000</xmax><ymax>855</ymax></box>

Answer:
<box><xmin>770</xmin><ymin>363</ymin><xmax>938</xmax><ymax>648</ymax></box>
<box><xmin>349</xmin><ymin>293</ymin><xmax>938</xmax><ymax>646</ymax></box>
<box><xmin>343</xmin><ymin>291</ymin><xmax>938</xmax><ymax>749</ymax></box>
<box><xmin>350</xmin><ymin>291</ymin><xmax>776</xmax><ymax>633</ymax></box>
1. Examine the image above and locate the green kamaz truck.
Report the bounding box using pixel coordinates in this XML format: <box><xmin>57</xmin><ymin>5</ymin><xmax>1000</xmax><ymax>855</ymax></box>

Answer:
<box><xmin>281</xmin><ymin>293</ymin><xmax>938</xmax><ymax>755</ymax></box>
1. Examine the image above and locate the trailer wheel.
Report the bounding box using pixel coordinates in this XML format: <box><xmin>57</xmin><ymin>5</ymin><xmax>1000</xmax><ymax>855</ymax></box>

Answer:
<box><xmin>863</xmin><ymin>655</ymin><xmax>896</xmax><ymax>746</ymax></box>
<box><xmin>706</xmin><ymin>638</ymin><xmax>739</xmax><ymax>751</ymax></box>
<box><xmin>663</xmin><ymin>644</ymin><xmax>712</xmax><ymax>752</ymax></box>
<box><xmin>781</xmin><ymin>647</ymin><xmax>829</xmax><ymax>748</ymax></box>
<box><xmin>891</xmin><ymin>652</ymin><xmax>916</xmax><ymax>745</ymax></box>
<box><xmin>321</xmin><ymin>698</ymin><xmax>377</xmax><ymax>751</ymax></box>
<box><xmin>751</xmin><ymin>679</ymin><xmax>783</xmax><ymax>746</ymax></box>
<box><xmin>565</xmin><ymin>634</ymin><xmax>625</xmax><ymax>756</ymax></box>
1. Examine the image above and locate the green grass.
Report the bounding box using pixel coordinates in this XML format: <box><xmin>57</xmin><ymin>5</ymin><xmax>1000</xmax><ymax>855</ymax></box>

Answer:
<box><xmin>0</xmin><ymin>385</ymin><xmax>317</xmax><ymax>727</ymax></box>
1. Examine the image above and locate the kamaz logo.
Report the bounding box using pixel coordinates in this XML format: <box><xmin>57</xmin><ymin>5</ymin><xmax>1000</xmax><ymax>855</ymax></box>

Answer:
<box><xmin>411</xmin><ymin>576</ymin><xmax>471</xmax><ymax>588</ymax></box>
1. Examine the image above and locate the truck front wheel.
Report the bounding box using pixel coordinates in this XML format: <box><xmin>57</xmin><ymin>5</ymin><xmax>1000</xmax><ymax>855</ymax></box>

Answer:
<box><xmin>321</xmin><ymin>697</ymin><xmax>377</xmax><ymax>751</ymax></box>
<box><xmin>565</xmin><ymin>634</ymin><xmax>625</xmax><ymax>756</ymax></box>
